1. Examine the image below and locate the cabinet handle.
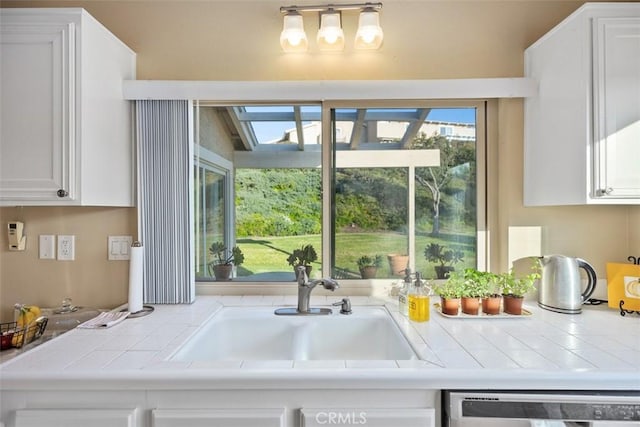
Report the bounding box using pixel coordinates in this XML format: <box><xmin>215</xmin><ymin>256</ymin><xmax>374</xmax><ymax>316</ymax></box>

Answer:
<box><xmin>596</xmin><ymin>187</ymin><xmax>614</xmax><ymax>196</ymax></box>
<box><xmin>57</xmin><ymin>189</ymin><xmax>69</xmax><ymax>198</ymax></box>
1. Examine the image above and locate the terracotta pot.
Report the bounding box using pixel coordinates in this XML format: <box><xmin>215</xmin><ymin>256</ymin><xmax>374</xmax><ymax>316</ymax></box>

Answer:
<box><xmin>212</xmin><ymin>264</ymin><xmax>233</xmax><ymax>281</ymax></box>
<box><xmin>482</xmin><ymin>295</ymin><xmax>502</xmax><ymax>315</ymax></box>
<box><xmin>387</xmin><ymin>254</ymin><xmax>409</xmax><ymax>276</ymax></box>
<box><xmin>461</xmin><ymin>297</ymin><xmax>481</xmax><ymax>315</ymax></box>
<box><xmin>359</xmin><ymin>266</ymin><xmax>378</xmax><ymax>279</ymax></box>
<box><xmin>503</xmin><ymin>294</ymin><xmax>524</xmax><ymax>315</ymax></box>
<box><xmin>434</xmin><ymin>265</ymin><xmax>455</xmax><ymax>279</ymax></box>
<box><xmin>440</xmin><ymin>297</ymin><xmax>461</xmax><ymax>316</ymax></box>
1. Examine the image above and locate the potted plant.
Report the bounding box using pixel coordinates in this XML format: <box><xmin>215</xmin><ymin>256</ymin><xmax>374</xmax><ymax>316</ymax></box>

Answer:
<box><xmin>357</xmin><ymin>255</ymin><xmax>383</xmax><ymax>279</ymax></box>
<box><xmin>287</xmin><ymin>244</ymin><xmax>318</xmax><ymax>278</ymax></box>
<box><xmin>499</xmin><ymin>268</ymin><xmax>540</xmax><ymax>315</ymax></box>
<box><xmin>481</xmin><ymin>272</ymin><xmax>503</xmax><ymax>315</ymax></box>
<box><xmin>387</xmin><ymin>253</ymin><xmax>409</xmax><ymax>276</ymax></box>
<box><xmin>207</xmin><ymin>241</ymin><xmax>244</xmax><ymax>281</ymax></box>
<box><xmin>433</xmin><ymin>271</ymin><xmax>466</xmax><ymax>315</ymax></box>
<box><xmin>460</xmin><ymin>268</ymin><xmax>492</xmax><ymax>315</ymax></box>
<box><xmin>424</xmin><ymin>243</ymin><xmax>464</xmax><ymax>279</ymax></box>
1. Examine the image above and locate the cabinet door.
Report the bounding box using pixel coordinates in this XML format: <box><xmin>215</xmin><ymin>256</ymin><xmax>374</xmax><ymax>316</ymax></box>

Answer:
<box><xmin>592</xmin><ymin>17</ymin><xmax>640</xmax><ymax>199</ymax></box>
<box><xmin>152</xmin><ymin>408</ymin><xmax>285</xmax><ymax>427</ymax></box>
<box><xmin>300</xmin><ymin>408</ymin><xmax>435</xmax><ymax>427</ymax></box>
<box><xmin>0</xmin><ymin>22</ymin><xmax>75</xmax><ymax>203</ymax></box>
<box><xmin>15</xmin><ymin>408</ymin><xmax>137</xmax><ymax>427</ymax></box>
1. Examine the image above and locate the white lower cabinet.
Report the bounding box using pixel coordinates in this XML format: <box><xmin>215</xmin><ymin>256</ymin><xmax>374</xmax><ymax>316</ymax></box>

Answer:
<box><xmin>1</xmin><ymin>388</ymin><xmax>439</xmax><ymax>427</ymax></box>
<box><xmin>15</xmin><ymin>408</ymin><xmax>138</xmax><ymax>427</ymax></box>
<box><xmin>152</xmin><ymin>408</ymin><xmax>285</xmax><ymax>427</ymax></box>
<box><xmin>300</xmin><ymin>408</ymin><xmax>435</xmax><ymax>427</ymax></box>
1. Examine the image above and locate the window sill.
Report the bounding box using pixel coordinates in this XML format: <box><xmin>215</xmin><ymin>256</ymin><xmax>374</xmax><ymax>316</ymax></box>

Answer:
<box><xmin>195</xmin><ymin>279</ymin><xmax>393</xmax><ymax>297</ymax></box>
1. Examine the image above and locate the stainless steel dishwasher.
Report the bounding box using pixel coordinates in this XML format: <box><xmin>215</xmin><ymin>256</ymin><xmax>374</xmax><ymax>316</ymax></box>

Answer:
<box><xmin>444</xmin><ymin>390</ymin><xmax>640</xmax><ymax>426</ymax></box>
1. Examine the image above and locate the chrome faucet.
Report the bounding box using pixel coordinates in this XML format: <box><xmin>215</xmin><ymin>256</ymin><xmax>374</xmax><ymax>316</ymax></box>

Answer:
<box><xmin>275</xmin><ymin>266</ymin><xmax>340</xmax><ymax>315</ymax></box>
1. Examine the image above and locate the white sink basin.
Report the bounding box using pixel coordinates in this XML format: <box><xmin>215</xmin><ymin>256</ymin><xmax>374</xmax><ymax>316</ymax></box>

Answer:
<box><xmin>171</xmin><ymin>306</ymin><xmax>417</xmax><ymax>361</ymax></box>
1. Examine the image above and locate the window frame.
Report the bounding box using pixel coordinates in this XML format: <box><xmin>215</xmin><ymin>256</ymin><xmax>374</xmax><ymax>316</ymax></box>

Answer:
<box><xmin>321</xmin><ymin>100</ymin><xmax>488</xmax><ymax>279</ymax></box>
<box><xmin>194</xmin><ymin>98</ymin><xmax>490</xmax><ymax>288</ymax></box>
<box><xmin>194</xmin><ymin>145</ymin><xmax>234</xmax><ymax>281</ymax></box>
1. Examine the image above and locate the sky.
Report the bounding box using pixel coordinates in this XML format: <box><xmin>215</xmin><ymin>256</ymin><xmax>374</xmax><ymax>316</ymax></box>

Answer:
<box><xmin>247</xmin><ymin>107</ymin><xmax>476</xmax><ymax>143</ymax></box>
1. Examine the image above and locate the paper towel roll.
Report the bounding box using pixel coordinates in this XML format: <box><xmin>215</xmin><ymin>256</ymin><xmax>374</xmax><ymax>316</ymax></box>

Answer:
<box><xmin>128</xmin><ymin>244</ymin><xmax>144</xmax><ymax>313</ymax></box>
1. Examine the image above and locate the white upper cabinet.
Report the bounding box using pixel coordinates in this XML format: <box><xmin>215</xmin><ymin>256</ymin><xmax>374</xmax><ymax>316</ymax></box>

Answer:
<box><xmin>0</xmin><ymin>8</ymin><xmax>136</xmax><ymax>206</ymax></box>
<box><xmin>524</xmin><ymin>3</ymin><xmax>640</xmax><ymax>206</ymax></box>
<box><xmin>592</xmin><ymin>17</ymin><xmax>640</xmax><ymax>199</ymax></box>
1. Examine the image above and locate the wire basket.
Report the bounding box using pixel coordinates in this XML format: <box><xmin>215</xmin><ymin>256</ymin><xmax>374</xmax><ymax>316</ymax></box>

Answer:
<box><xmin>0</xmin><ymin>321</ymin><xmax>17</xmax><ymax>350</ymax></box>
<box><xmin>0</xmin><ymin>318</ymin><xmax>48</xmax><ymax>350</ymax></box>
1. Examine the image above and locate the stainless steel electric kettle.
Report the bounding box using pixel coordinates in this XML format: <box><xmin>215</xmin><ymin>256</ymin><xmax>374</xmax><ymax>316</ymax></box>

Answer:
<box><xmin>538</xmin><ymin>255</ymin><xmax>597</xmax><ymax>314</ymax></box>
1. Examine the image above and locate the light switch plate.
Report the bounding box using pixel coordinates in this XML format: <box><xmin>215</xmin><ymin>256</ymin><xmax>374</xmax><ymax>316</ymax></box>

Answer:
<box><xmin>108</xmin><ymin>235</ymin><xmax>132</xmax><ymax>260</ymax></box>
<box><xmin>39</xmin><ymin>235</ymin><xmax>55</xmax><ymax>260</ymax></box>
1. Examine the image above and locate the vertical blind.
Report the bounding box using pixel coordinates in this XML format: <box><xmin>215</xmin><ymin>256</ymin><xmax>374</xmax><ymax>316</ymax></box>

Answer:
<box><xmin>136</xmin><ymin>100</ymin><xmax>194</xmax><ymax>304</ymax></box>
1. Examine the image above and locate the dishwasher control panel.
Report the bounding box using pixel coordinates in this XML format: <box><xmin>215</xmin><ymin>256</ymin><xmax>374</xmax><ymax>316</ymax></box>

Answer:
<box><xmin>591</xmin><ymin>404</ymin><xmax>640</xmax><ymax>421</ymax></box>
<box><xmin>461</xmin><ymin>400</ymin><xmax>640</xmax><ymax>421</ymax></box>
<box><xmin>446</xmin><ymin>391</ymin><xmax>640</xmax><ymax>423</ymax></box>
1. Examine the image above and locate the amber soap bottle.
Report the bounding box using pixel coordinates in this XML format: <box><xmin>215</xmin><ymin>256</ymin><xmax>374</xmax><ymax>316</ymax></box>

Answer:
<box><xmin>408</xmin><ymin>272</ymin><xmax>430</xmax><ymax>322</ymax></box>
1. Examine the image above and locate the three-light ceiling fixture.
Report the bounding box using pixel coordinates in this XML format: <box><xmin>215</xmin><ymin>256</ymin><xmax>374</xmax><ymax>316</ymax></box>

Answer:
<box><xmin>280</xmin><ymin>2</ymin><xmax>384</xmax><ymax>52</ymax></box>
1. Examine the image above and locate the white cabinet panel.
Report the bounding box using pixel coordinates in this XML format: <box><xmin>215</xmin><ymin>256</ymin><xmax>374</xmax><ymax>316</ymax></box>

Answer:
<box><xmin>593</xmin><ymin>17</ymin><xmax>640</xmax><ymax>199</ymax></box>
<box><xmin>152</xmin><ymin>408</ymin><xmax>285</xmax><ymax>427</ymax></box>
<box><xmin>300</xmin><ymin>408</ymin><xmax>435</xmax><ymax>427</ymax></box>
<box><xmin>524</xmin><ymin>3</ymin><xmax>640</xmax><ymax>205</ymax></box>
<box><xmin>0</xmin><ymin>8</ymin><xmax>136</xmax><ymax>206</ymax></box>
<box><xmin>0</xmin><ymin>22</ymin><xmax>74</xmax><ymax>202</ymax></box>
<box><xmin>15</xmin><ymin>408</ymin><xmax>137</xmax><ymax>427</ymax></box>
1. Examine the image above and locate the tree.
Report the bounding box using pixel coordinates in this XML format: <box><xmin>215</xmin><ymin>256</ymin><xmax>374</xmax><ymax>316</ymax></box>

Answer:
<box><xmin>411</xmin><ymin>133</ymin><xmax>474</xmax><ymax>236</ymax></box>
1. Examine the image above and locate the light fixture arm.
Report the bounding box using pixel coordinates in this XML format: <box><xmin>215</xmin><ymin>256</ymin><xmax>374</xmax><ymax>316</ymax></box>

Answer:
<box><xmin>280</xmin><ymin>2</ymin><xmax>382</xmax><ymax>14</ymax></box>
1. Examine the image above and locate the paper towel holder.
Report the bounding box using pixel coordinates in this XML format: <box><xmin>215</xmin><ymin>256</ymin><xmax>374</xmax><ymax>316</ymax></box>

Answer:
<box><xmin>124</xmin><ymin>240</ymin><xmax>154</xmax><ymax>318</ymax></box>
<box><xmin>126</xmin><ymin>305</ymin><xmax>154</xmax><ymax>318</ymax></box>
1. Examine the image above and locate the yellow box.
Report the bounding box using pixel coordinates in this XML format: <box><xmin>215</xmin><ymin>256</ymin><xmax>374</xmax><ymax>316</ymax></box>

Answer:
<box><xmin>606</xmin><ymin>262</ymin><xmax>640</xmax><ymax>312</ymax></box>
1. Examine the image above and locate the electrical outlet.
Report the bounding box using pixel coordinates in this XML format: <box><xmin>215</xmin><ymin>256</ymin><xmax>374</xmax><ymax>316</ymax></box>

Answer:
<box><xmin>57</xmin><ymin>235</ymin><xmax>75</xmax><ymax>261</ymax></box>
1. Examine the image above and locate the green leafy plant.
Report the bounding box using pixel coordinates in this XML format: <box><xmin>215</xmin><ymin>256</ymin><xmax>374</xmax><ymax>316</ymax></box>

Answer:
<box><xmin>286</xmin><ymin>244</ymin><xmax>318</xmax><ymax>267</ymax></box>
<box><xmin>499</xmin><ymin>270</ymin><xmax>540</xmax><ymax>297</ymax></box>
<box><xmin>433</xmin><ymin>270</ymin><xmax>467</xmax><ymax>299</ymax></box>
<box><xmin>425</xmin><ymin>243</ymin><xmax>465</xmax><ymax>279</ymax></box>
<box><xmin>424</xmin><ymin>243</ymin><xmax>464</xmax><ymax>267</ymax></box>
<box><xmin>209</xmin><ymin>242</ymin><xmax>245</xmax><ymax>266</ymax></box>
<box><xmin>356</xmin><ymin>255</ymin><xmax>383</xmax><ymax>269</ymax></box>
<box><xmin>461</xmin><ymin>268</ymin><xmax>499</xmax><ymax>297</ymax></box>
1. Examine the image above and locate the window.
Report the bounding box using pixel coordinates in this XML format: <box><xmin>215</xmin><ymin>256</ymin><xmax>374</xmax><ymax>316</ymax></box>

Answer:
<box><xmin>195</xmin><ymin>101</ymin><xmax>485</xmax><ymax>282</ymax></box>
<box><xmin>440</xmin><ymin>126</ymin><xmax>453</xmax><ymax>137</ymax></box>
<box><xmin>330</xmin><ymin>104</ymin><xmax>480</xmax><ymax>280</ymax></box>
<box><xmin>193</xmin><ymin>146</ymin><xmax>233</xmax><ymax>280</ymax></box>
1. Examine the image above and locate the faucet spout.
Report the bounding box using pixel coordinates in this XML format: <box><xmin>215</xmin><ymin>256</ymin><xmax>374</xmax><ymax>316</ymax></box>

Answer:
<box><xmin>308</xmin><ymin>278</ymin><xmax>340</xmax><ymax>292</ymax></box>
<box><xmin>280</xmin><ymin>265</ymin><xmax>340</xmax><ymax>314</ymax></box>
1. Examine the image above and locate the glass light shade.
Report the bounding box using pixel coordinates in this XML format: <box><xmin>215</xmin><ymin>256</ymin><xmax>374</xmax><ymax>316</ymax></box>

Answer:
<box><xmin>280</xmin><ymin>12</ymin><xmax>308</xmax><ymax>52</ymax></box>
<box><xmin>355</xmin><ymin>9</ymin><xmax>383</xmax><ymax>50</ymax></box>
<box><xmin>317</xmin><ymin>11</ymin><xmax>345</xmax><ymax>51</ymax></box>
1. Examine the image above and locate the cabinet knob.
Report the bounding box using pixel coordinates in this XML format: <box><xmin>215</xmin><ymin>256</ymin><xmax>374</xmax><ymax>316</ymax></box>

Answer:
<box><xmin>57</xmin><ymin>189</ymin><xmax>69</xmax><ymax>198</ymax></box>
<box><xmin>596</xmin><ymin>187</ymin><xmax>614</xmax><ymax>196</ymax></box>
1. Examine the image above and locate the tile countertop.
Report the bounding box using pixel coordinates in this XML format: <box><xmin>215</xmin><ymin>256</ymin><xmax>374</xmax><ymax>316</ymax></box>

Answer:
<box><xmin>0</xmin><ymin>295</ymin><xmax>638</xmax><ymax>391</ymax></box>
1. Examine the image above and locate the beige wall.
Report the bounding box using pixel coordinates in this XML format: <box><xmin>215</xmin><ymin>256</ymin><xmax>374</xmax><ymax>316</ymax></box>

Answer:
<box><xmin>0</xmin><ymin>207</ymin><xmax>136</xmax><ymax>321</ymax></box>
<box><xmin>631</xmin><ymin>208</ymin><xmax>640</xmax><ymax>260</ymax></box>
<box><xmin>496</xmin><ymin>98</ymin><xmax>637</xmax><ymax>300</ymax></box>
<box><xmin>199</xmin><ymin>107</ymin><xmax>235</xmax><ymax>159</ymax></box>
<box><xmin>1</xmin><ymin>0</ymin><xmax>638</xmax><ymax>320</ymax></box>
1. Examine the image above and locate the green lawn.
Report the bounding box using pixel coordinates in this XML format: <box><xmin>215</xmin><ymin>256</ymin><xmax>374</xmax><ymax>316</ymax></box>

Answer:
<box><xmin>236</xmin><ymin>232</ymin><xmax>476</xmax><ymax>280</ymax></box>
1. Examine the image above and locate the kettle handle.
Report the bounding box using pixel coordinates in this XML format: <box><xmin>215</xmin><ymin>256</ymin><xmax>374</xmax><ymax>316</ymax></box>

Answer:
<box><xmin>577</xmin><ymin>258</ymin><xmax>597</xmax><ymax>303</ymax></box>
